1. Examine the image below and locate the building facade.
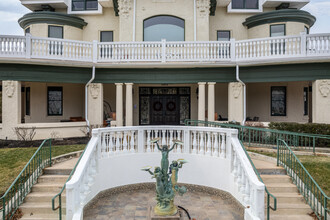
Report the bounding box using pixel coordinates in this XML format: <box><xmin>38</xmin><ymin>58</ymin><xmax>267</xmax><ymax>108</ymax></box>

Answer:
<box><xmin>0</xmin><ymin>0</ymin><xmax>330</xmax><ymax>140</ymax></box>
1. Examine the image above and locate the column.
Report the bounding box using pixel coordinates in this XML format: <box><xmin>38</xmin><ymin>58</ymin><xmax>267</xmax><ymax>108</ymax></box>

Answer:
<box><xmin>208</xmin><ymin>82</ymin><xmax>216</xmax><ymax>121</ymax></box>
<box><xmin>198</xmin><ymin>82</ymin><xmax>206</xmax><ymax>121</ymax></box>
<box><xmin>116</xmin><ymin>83</ymin><xmax>123</xmax><ymax>126</ymax></box>
<box><xmin>125</xmin><ymin>83</ymin><xmax>133</xmax><ymax>126</ymax></box>
<box><xmin>118</xmin><ymin>0</ymin><xmax>134</xmax><ymax>42</ymax></box>
<box><xmin>87</xmin><ymin>83</ymin><xmax>103</xmax><ymax>126</ymax></box>
<box><xmin>2</xmin><ymin>81</ymin><xmax>21</xmax><ymax>140</ymax></box>
<box><xmin>312</xmin><ymin>80</ymin><xmax>330</xmax><ymax>123</ymax></box>
<box><xmin>196</xmin><ymin>0</ymin><xmax>210</xmax><ymax>41</ymax></box>
<box><xmin>228</xmin><ymin>82</ymin><xmax>244</xmax><ymax>123</ymax></box>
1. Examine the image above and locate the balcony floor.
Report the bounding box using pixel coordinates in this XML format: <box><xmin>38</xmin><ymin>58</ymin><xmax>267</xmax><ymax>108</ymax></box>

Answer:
<box><xmin>83</xmin><ymin>185</ymin><xmax>244</xmax><ymax>220</ymax></box>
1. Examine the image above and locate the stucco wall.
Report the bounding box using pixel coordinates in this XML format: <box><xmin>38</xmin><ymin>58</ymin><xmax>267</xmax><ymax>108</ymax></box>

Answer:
<box><xmin>24</xmin><ymin>82</ymin><xmax>85</xmax><ymax>123</ymax></box>
<box><xmin>246</xmin><ymin>81</ymin><xmax>310</xmax><ymax>123</ymax></box>
<box><xmin>29</xmin><ymin>23</ymin><xmax>83</xmax><ymax>40</ymax></box>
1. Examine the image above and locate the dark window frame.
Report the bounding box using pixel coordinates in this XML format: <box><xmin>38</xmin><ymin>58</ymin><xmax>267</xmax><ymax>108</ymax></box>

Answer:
<box><xmin>304</xmin><ymin>26</ymin><xmax>310</xmax><ymax>34</ymax></box>
<box><xmin>100</xmin><ymin>31</ymin><xmax>114</xmax><ymax>42</ymax></box>
<box><xmin>48</xmin><ymin>25</ymin><xmax>63</xmax><ymax>39</ymax></box>
<box><xmin>47</xmin><ymin>87</ymin><xmax>63</xmax><ymax>116</ymax></box>
<box><xmin>26</xmin><ymin>87</ymin><xmax>30</xmax><ymax>116</ymax></box>
<box><xmin>271</xmin><ymin>86</ymin><xmax>287</xmax><ymax>116</ymax></box>
<box><xmin>217</xmin><ymin>30</ymin><xmax>231</xmax><ymax>41</ymax></box>
<box><xmin>270</xmin><ymin>24</ymin><xmax>286</xmax><ymax>55</ymax></box>
<box><xmin>72</xmin><ymin>0</ymin><xmax>98</xmax><ymax>11</ymax></box>
<box><xmin>232</xmin><ymin>0</ymin><xmax>259</xmax><ymax>9</ymax></box>
<box><xmin>303</xmin><ymin>87</ymin><xmax>308</xmax><ymax>116</ymax></box>
<box><xmin>270</xmin><ymin>24</ymin><xmax>286</xmax><ymax>37</ymax></box>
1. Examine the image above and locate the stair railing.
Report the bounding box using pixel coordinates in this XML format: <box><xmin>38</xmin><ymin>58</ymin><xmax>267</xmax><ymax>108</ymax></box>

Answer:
<box><xmin>0</xmin><ymin>139</ymin><xmax>52</xmax><ymax>220</ymax></box>
<box><xmin>277</xmin><ymin>139</ymin><xmax>329</xmax><ymax>220</ymax></box>
<box><xmin>51</xmin><ymin>145</ymin><xmax>87</xmax><ymax>220</ymax></box>
<box><xmin>184</xmin><ymin>119</ymin><xmax>330</xmax><ymax>153</ymax></box>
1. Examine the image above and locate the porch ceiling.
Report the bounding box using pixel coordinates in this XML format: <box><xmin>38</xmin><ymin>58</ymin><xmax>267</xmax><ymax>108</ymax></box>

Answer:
<box><xmin>0</xmin><ymin>62</ymin><xmax>329</xmax><ymax>84</ymax></box>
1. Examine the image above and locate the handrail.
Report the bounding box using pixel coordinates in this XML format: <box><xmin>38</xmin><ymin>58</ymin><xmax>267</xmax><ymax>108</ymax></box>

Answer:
<box><xmin>51</xmin><ymin>145</ymin><xmax>87</xmax><ymax>220</ymax></box>
<box><xmin>277</xmin><ymin>139</ymin><xmax>329</xmax><ymax>220</ymax></box>
<box><xmin>239</xmin><ymin>140</ymin><xmax>277</xmax><ymax>220</ymax></box>
<box><xmin>0</xmin><ymin>139</ymin><xmax>52</xmax><ymax>220</ymax></box>
<box><xmin>184</xmin><ymin>119</ymin><xmax>330</xmax><ymax>152</ymax></box>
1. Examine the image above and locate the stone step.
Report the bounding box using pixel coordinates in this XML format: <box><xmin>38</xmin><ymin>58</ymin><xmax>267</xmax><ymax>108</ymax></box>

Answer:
<box><xmin>267</xmin><ymin>192</ymin><xmax>306</xmax><ymax>203</ymax></box>
<box><xmin>257</xmin><ymin>168</ymin><xmax>287</xmax><ymax>175</ymax></box>
<box><xmin>261</xmin><ymin>175</ymin><xmax>292</xmax><ymax>184</ymax></box>
<box><xmin>266</xmin><ymin>184</ymin><xmax>298</xmax><ymax>193</ymax></box>
<box><xmin>43</xmin><ymin>168</ymin><xmax>72</xmax><ymax>175</ymax></box>
<box><xmin>20</xmin><ymin>213</ymin><xmax>61</xmax><ymax>220</ymax></box>
<box><xmin>24</xmin><ymin>192</ymin><xmax>66</xmax><ymax>203</ymax></box>
<box><xmin>268</xmin><ymin>214</ymin><xmax>313</xmax><ymax>220</ymax></box>
<box><xmin>38</xmin><ymin>175</ymin><xmax>69</xmax><ymax>183</ymax></box>
<box><xmin>20</xmin><ymin>202</ymin><xmax>66</xmax><ymax>215</ymax></box>
<box><xmin>268</xmin><ymin>203</ymin><xmax>312</xmax><ymax>215</ymax></box>
<box><xmin>31</xmin><ymin>183</ymin><xmax>64</xmax><ymax>193</ymax></box>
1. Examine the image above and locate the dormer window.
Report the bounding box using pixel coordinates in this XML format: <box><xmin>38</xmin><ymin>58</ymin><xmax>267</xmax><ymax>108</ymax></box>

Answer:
<box><xmin>72</xmin><ymin>0</ymin><xmax>98</xmax><ymax>11</ymax></box>
<box><xmin>232</xmin><ymin>0</ymin><xmax>258</xmax><ymax>9</ymax></box>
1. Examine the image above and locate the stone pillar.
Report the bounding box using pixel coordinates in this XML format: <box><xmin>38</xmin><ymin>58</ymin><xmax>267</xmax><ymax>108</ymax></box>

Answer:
<box><xmin>2</xmin><ymin>81</ymin><xmax>21</xmax><ymax>140</ymax></box>
<box><xmin>125</xmin><ymin>83</ymin><xmax>133</xmax><ymax>126</ymax></box>
<box><xmin>118</xmin><ymin>0</ymin><xmax>134</xmax><ymax>42</ymax></box>
<box><xmin>87</xmin><ymin>83</ymin><xmax>103</xmax><ymax>126</ymax></box>
<box><xmin>208</xmin><ymin>82</ymin><xmax>216</xmax><ymax>121</ymax></box>
<box><xmin>116</xmin><ymin>83</ymin><xmax>123</xmax><ymax>126</ymax></box>
<box><xmin>312</xmin><ymin>80</ymin><xmax>330</xmax><ymax>123</ymax></box>
<box><xmin>196</xmin><ymin>0</ymin><xmax>210</xmax><ymax>41</ymax></box>
<box><xmin>228</xmin><ymin>82</ymin><xmax>244</xmax><ymax>123</ymax></box>
<box><xmin>198</xmin><ymin>82</ymin><xmax>206</xmax><ymax>121</ymax></box>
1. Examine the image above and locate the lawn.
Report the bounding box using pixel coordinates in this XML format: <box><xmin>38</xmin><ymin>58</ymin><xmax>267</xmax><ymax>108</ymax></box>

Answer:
<box><xmin>0</xmin><ymin>144</ymin><xmax>85</xmax><ymax>197</ymax></box>
<box><xmin>248</xmin><ymin>149</ymin><xmax>330</xmax><ymax>196</ymax></box>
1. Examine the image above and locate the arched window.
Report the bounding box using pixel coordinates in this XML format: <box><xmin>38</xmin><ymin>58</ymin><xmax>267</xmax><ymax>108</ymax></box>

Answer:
<box><xmin>143</xmin><ymin>15</ymin><xmax>185</xmax><ymax>41</ymax></box>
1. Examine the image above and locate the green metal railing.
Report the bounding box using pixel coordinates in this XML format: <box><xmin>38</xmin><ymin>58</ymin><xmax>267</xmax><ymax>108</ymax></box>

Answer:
<box><xmin>277</xmin><ymin>139</ymin><xmax>329</xmax><ymax>220</ymax></box>
<box><xmin>0</xmin><ymin>139</ymin><xmax>52</xmax><ymax>220</ymax></box>
<box><xmin>239</xmin><ymin>141</ymin><xmax>277</xmax><ymax>220</ymax></box>
<box><xmin>52</xmin><ymin>146</ymin><xmax>86</xmax><ymax>220</ymax></box>
<box><xmin>185</xmin><ymin>120</ymin><xmax>330</xmax><ymax>153</ymax></box>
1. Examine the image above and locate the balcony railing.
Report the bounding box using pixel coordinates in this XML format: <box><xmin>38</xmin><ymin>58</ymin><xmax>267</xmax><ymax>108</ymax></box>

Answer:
<box><xmin>0</xmin><ymin>33</ymin><xmax>329</xmax><ymax>64</ymax></box>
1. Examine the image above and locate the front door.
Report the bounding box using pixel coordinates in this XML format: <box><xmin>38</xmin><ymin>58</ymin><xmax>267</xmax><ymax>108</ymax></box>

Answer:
<box><xmin>139</xmin><ymin>87</ymin><xmax>190</xmax><ymax>125</ymax></box>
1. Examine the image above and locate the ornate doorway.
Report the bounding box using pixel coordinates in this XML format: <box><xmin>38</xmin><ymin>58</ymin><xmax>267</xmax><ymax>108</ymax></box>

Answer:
<box><xmin>139</xmin><ymin>87</ymin><xmax>190</xmax><ymax>125</ymax></box>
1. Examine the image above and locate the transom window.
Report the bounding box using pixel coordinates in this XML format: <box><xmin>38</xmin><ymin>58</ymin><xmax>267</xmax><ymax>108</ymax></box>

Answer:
<box><xmin>271</xmin><ymin>86</ymin><xmax>286</xmax><ymax>116</ymax></box>
<box><xmin>217</xmin><ymin>31</ymin><xmax>230</xmax><ymax>41</ymax></box>
<box><xmin>48</xmin><ymin>87</ymin><xmax>63</xmax><ymax>116</ymax></box>
<box><xmin>72</xmin><ymin>0</ymin><xmax>98</xmax><ymax>11</ymax></box>
<box><xmin>232</xmin><ymin>0</ymin><xmax>258</xmax><ymax>9</ymax></box>
<box><xmin>143</xmin><ymin>15</ymin><xmax>185</xmax><ymax>41</ymax></box>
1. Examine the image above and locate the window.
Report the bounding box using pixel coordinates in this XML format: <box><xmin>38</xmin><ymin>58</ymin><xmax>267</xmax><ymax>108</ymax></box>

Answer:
<box><xmin>217</xmin><ymin>31</ymin><xmax>230</xmax><ymax>41</ymax></box>
<box><xmin>232</xmin><ymin>0</ymin><xmax>258</xmax><ymax>9</ymax></box>
<box><xmin>144</xmin><ymin>16</ymin><xmax>184</xmax><ymax>41</ymax></box>
<box><xmin>303</xmin><ymin>87</ymin><xmax>308</xmax><ymax>115</ymax></box>
<box><xmin>270</xmin><ymin>24</ymin><xmax>285</xmax><ymax>55</ymax></box>
<box><xmin>48</xmin><ymin>26</ymin><xmax>63</xmax><ymax>55</ymax></box>
<box><xmin>25</xmin><ymin>27</ymin><xmax>30</xmax><ymax>35</ymax></box>
<box><xmin>48</xmin><ymin>87</ymin><xmax>63</xmax><ymax>116</ymax></box>
<box><xmin>271</xmin><ymin>87</ymin><xmax>286</xmax><ymax>116</ymax></box>
<box><xmin>48</xmin><ymin>26</ymin><xmax>63</xmax><ymax>39</ymax></box>
<box><xmin>26</xmin><ymin>87</ymin><xmax>30</xmax><ymax>116</ymax></box>
<box><xmin>100</xmin><ymin>31</ymin><xmax>113</xmax><ymax>58</ymax></box>
<box><xmin>304</xmin><ymin>26</ymin><xmax>310</xmax><ymax>34</ymax></box>
<box><xmin>72</xmin><ymin>0</ymin><xmax>98</xmax><ymax>11</ymax></box>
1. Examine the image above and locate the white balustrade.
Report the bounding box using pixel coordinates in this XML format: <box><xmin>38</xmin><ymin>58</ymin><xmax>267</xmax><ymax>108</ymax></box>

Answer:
<box><xmin>0</xmin><ymin>35</ymin><xmax>26</xmax><ymax>57</ymax></box>
<box><xmin>307</xmin><ymin>33</ymin><xmax>330</xmax><ymax>55</ymax></box>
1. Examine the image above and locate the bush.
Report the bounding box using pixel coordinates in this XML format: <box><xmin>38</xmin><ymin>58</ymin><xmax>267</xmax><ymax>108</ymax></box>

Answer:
<box><xmin>268</xmin><ymin>122</ymin><xmax>330</xmax><ymax>136</ymax></box>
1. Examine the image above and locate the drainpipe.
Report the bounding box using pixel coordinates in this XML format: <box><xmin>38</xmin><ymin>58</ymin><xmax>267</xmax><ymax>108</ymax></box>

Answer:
<box><xmin>133</xmin><ymin>0</ymin><xmax>136</xmax><ymax>41</ymax></box>
<box><xmin>236</xmin><ymin>65</ymin><xmax>246</xmax><ymax>125</ymax></box>
<box><xmin>194</xmin><ymin>0</ymin><xmax>196</xmax><ymax>41</ymax></box>
<box><xmin>85</xmin><ymin>66</ymin><xmax>96</xmax><ymax>132</ymax></box>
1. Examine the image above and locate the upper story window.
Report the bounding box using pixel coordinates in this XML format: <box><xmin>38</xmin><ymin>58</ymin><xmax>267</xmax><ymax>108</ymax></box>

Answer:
<box><xmin>232</xmin><ymin>0</ymin><xmax>258</xmax><ymax>9</ymax></box>
<box><xmin>217</xmin><ymin>31</ymin><xmax>230</xmax><ymax>41</ymax></box>
<box><xmin>270</xmin><ymin>24</ymin><xmax>285</xmax><ymax>37</ymax></box>
<box><xmin>100</xmin><ymin>31</ymin><xmax>113</xmax><ymax>42</ymax></box>
<box><xmin>143</xmin><ymin>15</ymin><xmax>184</xmax><ymax>41</ymax></box>
<box><xmin>72</xmin><ymin>0</ymin><xmax>98</xmax><ymax>11</ymax></box>
<box><xmin>48</xmin><ymin>25</ymin><xmax>63</xmax><ymax>39</ymax></box>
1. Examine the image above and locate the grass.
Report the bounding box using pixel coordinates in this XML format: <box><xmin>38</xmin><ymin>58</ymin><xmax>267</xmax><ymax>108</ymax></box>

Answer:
<box><xmin>248</xmin><ymin>149</ymin><xmax>330</xmax><ymax>196</ymax></box>
<box><xmin>0</xmin><ymin>144</ymin><xmax>85</xmax><ymax>197</ymax></box>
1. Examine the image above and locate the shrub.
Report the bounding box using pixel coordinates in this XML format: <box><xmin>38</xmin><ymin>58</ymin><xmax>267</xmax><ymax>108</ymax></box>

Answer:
<box><xmin>268</xmin><ymin>122</ymin><xmax>330</xmax><ymax>136</ymax></box>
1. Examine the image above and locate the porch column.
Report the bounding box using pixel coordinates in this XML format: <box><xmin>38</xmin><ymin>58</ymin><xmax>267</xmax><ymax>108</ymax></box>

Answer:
<box><xmin>87</xmin><ymin>83</ymin><xmax>103</xmax><ymax>126</ymax></box>
<box><xmin>125</xmin><ymin>83</ymin><xmax>133</xmax><ymax>126</ymax></box>
<box><xmin>116</xmin><ymin>83</ymin><xmax>123</xmax><ymax>126</ymax></box>
<box><xmin>2</xmin><ymin>81</ymin><xmax>21</xmax><ymax>140</ymax></box>
<box><xmin>208</xmin><ymin>82</ymin><xmax>216</xmax><ymax>121</ymax></box>
<box><xmin>228</xmin><ymin>82</ymin><xmax>244</xmax><ymax>123</ymax></box>
<box><xmin>312</xmin><ymin>80</ymin><xmax>330</xmax><ymax>123</ymax></box>
<box><xmin>198</xmin><ymin>82</ymin><xmax>206</xmax><ymax>121</ymax></box>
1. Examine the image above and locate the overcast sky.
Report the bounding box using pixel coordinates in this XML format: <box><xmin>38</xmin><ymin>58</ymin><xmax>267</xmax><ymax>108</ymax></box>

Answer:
<box><xmin>0</xmin><ymin>0</ymin><xmax>329</xmax><ymax>36</ymax></box>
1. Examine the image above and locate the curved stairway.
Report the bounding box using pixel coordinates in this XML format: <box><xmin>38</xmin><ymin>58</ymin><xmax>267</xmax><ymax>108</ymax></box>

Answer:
<box><xmin>20</xmin><ymin>158</ymin><xmax>78</xmax><ymax>220</ymax></box>
<box><xmin>252</xmin><ymin>158</ymin><xmax>314</xmax><ymax>220</ymax></box>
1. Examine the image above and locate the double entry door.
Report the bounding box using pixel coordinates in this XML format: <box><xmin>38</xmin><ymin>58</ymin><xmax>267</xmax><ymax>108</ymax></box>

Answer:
<box><xmin>139</xmin><ymin>87</ymin><xmax>190</xmax><ymax>125</ymax></box>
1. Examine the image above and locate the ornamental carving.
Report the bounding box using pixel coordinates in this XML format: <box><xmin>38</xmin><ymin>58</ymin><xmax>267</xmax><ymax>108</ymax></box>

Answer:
<box><xmin>90</xmin><ymin>84</ymin><xmax>100</xmax><ymax>99</ymax></box>
<box><xmin>118</xmin><ymin>0</ymin><xmax>132</xmax><ymax>18</ymax></box>
<box><xmin>4</xmin><ymin>81</ymin><xmax>16</xmax><ymax>97</ymax></box>
<box><xmin>197</xmin><ymin>0</ymin><xmax>210</xmax><ymax>17</ymax></box>
<box><xmin>232</xmin><ymin>82</ymin><xmax>242</xmax><ymax>99</ymax></box>
<box><xmin>318</xmin><ymin>80</ymin><xmax>330</xmax><ymax>97</ymax></box>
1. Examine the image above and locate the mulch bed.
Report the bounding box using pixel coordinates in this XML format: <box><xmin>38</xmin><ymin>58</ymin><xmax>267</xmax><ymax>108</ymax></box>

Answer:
<box><xmin>0</xmin><ymin>137</ymin><xmax>89</xmax><ymax>148</ymax></box>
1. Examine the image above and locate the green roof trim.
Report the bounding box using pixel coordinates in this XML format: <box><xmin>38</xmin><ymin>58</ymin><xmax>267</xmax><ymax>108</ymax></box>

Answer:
<box><xmin>243</xmin><ymin>9</ymin><xmax>316</xmax><ymax>29</ymax></box>
<box><xmin>18</xmin><ymin>11</ymin><xmax>88</xmax><ymax>30</ymax></box>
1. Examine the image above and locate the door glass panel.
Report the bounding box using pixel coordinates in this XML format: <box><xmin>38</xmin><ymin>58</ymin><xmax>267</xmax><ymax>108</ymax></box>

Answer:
<box><xmin>140</xmin><ymin>96</ymin><xmax>150</xmax><ymax>125</ymax></box>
